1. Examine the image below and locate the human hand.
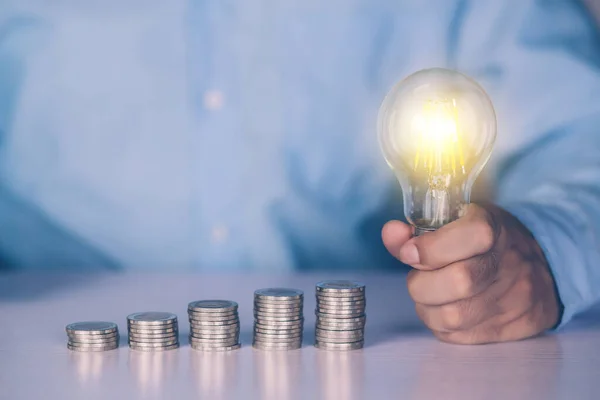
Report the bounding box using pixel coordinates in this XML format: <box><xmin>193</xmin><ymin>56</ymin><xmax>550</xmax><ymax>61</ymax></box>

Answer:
<box><xmin>382</xmin><ymin>204</ymin><xmax>561</xmax><ymax>344</ymax></box>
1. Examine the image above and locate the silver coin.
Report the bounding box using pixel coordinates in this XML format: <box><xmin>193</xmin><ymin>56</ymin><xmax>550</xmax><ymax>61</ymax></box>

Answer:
<box><xmin>314</xmin><ymin>340</ymin><xmax>364</xmax><ymax>350</ymax></box>
<box><xmin>189</xmin><ymin>333</ymin><xmax>240</xmax><ymax>342</ymax></box>
<box><xmin>189</xmin><ymin>339</ymin><xmax>239</xmax><ymax>347</ymax></box>
<box><xmin>127</xmin><ymin>323</ymin><xmax>178</xmax><ymax>331</ymax></box>
<box><xmin>253</xmin><ymin>334</ymin><xmax>302</xmax><ymax>343</ymax></box>
<box><xmin>189</xmin><ymin>338</ymin><xmax>240</xmax><ymax>347</ymax></box>
<box><xmin>253</xmin><ymin>314</ymin><xmax>303</xmax><ymax>322</ymax></box>
<box><xmin>253</xmin><ymin>339</ymin><xmax>302</xmax><ymax>346</ymax></box>
<box><xmin>254</xmin><ymin>306</ymin><xmax>303</xmax><ymax>314</ymax></box>
<box><xmin>254</xmin><ymin>329</ymin><xmax>303</xmax><ymax>337</ymax></box>
<box><xmin>253</xmin><ymin>322</ymin><xmax>304</xmax><ymax>330</ymax></box>
<box><xmin>188</xmin><ymin>300</ymin><xmax>238</xmax><ymax>313</ymax></box>
<box><xmin>67</xmin><ymin>343</ymin><xmax>118</xmax><ymax>352</ymax></box>
<box><xmin>190</xmin><ymin>330</ymin><xmax>239</xmax><ymax>338</ymax></box>
<box><xmin>253</xmin><ymin>335</ymin><xmax>303</xmax><ymax>343</ymax></box>
<box><xmin>189</xmin><ymin>320</ymin><xmax>239</xmax><ymax>327</ymax></box>
<box><xmin>254</xmin><ymin>288</ymin><xmax>304</xmax><ymax>300</ymax></box>
<box><xmin>315</xmin><ymin>330</ymin><xmax>364</xmax><ymax>339</ymax></box>
<box><xmin>127</xmin><ymin>312</ymin><xmax>178</xmax><ymax>326</ymax></box>
<box><xmin>190</xmin><ymin>343</ymin><xmax>241</xmax><ymax>351</ymax></box>
<box><xmin>188</xmin><ymin>335</ymin><xmax>240</xmax><ymax>343</ymax></box>
<box><xmin>316</xmin><ymin>305</ymin><xmax>365</xmax><ymax>312</ymax></box>
<box><xmin>316</xmin><ymin>318</ymin><xmax>366</xmax><ymax>326</ymax></box>
<box><xmin>189</xmin><ymin>337</ymin><xmax>239</xmax><ymax>345</ymax></box>
<box><xmin>66</xmin><ymin>321</ymin><xmax>118</xmax><ymax>335</ymax></box>
<box><xmin>190</xmin><ymin>325</ymin><xmax>240</xmax><ymax>334</ymax></box>
<box><xmin>317</xmin><ymin>309</ymin><xmax>365</xmax><ymax>315</ymax></box>
<box><xmin>316</xmin><ymin>303</ymin><xmax>366</xmax><ymax>310</ymax></box>
<box><xmin>253</xmin><ymin>310</ymin><xmax>302</xmax><ymax>319</ymax></box>
<box><xmin>254</xmin><ymin>304</ymin><xmax>303</xmax><ymax>311</ymax></box>
<box><xmin>255</xmin><ymin>298</ymin><xmax>303</xmax><ymax>305</ymax></box>
<box><xmin>188</xmin><ymin>310</ymin><xmax>238</xmax><ymax>320</ymax></box>
<box><xmin>316</xmin><ymin>314</ymin><xmax>366</xmax><ymax>322</ymax></box>
<box><xmin>254</xmin><ymin>300</ymin><xmax>303</xmax><ymax>308</ymax></box>
<box><xmin>253</xmin><ymin>326</ymin><xmax>303</xmax><ymax>335</ymax></box>
<box><xmin>68</xmin><ymin>333</ymin><xmax>120</xmax><ymax>343</ymax></box>
<box><xmin>315</xmin><ymin>336</ymin><xmax>364</xmax><ymax>344</ymax></box>
<box><xmin>316</xmin><ymin>280</ymin><xmax>365</xmax><ymax>293</ymax></box>
<box><xmin>316</xmin><ymin>314</ymin><xmax>365</xmax><ymax>321</ymax></box>
<box><xmin>252</xmin><ymin>341</ymin><xmax>302</xmax><ymax>350</ymax></box>
<box><xmin>316</xmin><ymin>301</ymin><xmax>366</xmax><ymax>309</ymax></box>
<box><xmin>127</xmin><ymin>336</ymin><xmax>179</xmax><ymax>344</ymax></box>
<box><xmin>68</xmin><ymin>339</ymin><xmax>119</xmax><ymax>346</ymax></box>
<box><xmin>316</xmin><ymin>311</ymin><xmax>365</xmax><ymax>319</ymax></box>
<box><xmin>127</xmin><ymin>331</ymin><xmax>178</xmax><ymax>339</ymax></box>
<box><xmin>316</xmin><ymin>291</ymin><xmax>366</xmax><ymax>299</ymax></box>
<box><xmin>189</xmin><ymin>331</ymin><xmax>239</xmax><ymax>339</ymax></box>
<box><xmin>129</xmin><ymin>338</ymin><xmax>179</xmax><ymax>347</ymax></box>
<box><xmin>315</xmin><ymin>328</ymin><xmax>363</xmax><ymax>337</ymax></box>
<box><xmin>68</xmin><ymin>328</ymin><xmax>119</xmax><ymax>336</ymax></box>
<box><xmin>129</xmin><ymin>343</ymin><xmax>179</xmax><ymax>351</ymax></box>
<box><xmin>128</xmin><ymin>326</ymin><xmax>178</xmax><ymax>334</ymax></box>
<box><xmin>316</xmin><ymin>325</ymin><xmax>364</xmax><ymax>333</ymax></box>
<box><xmin>128</xmin><ymin>324</ymin><xmax>178</xmax><ymax>333</ymax></box>
<box><xmin>189</xmin><ymin>314</ymin><xmax>239</xmax><ymax>322</ymax></box>
<box><xmin>316</xmin><ymin>314</ymin><xmax>365</xmax><ymax>329</ymax></box>
<box><xmin>254</xmin><ymin>320</ymin><xmax>304</xmax><ymax>328</ymax></box>
<box><xmin>316</xmin><ymin>320</ymin><xmax>365</xmax><ymax>327</ymax></box>
<box><xmin>317</xmin><ymin>297</ymin><xmax>366</xmax><ymax>304</ymax></box>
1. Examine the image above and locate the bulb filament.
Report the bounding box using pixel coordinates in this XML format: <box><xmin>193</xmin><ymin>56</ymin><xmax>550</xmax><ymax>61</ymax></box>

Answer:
<box><xmin>412</xmin><ymin>98</ymin><xmax>467</xmax><ymax>187</ymax></box>
<box><xmin>411</xmin><ymin>98</ymin><xmax>468</xmax><ymax>227</ymax></box>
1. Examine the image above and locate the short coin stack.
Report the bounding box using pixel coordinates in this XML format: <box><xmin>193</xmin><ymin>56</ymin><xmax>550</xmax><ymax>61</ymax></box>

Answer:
<box><xmin>314</xmin><ymin>280</ymin><xmax>366</xmax><ymax>350</ymax></box>
<box><xmin>127</xmin><ymin>312</ymin><xmax>179</xmax><ymax>351</ymax></box>
<box><xmin>253</xmin><ymin>288</ymin><xmax>304</xmax><ymax>350</ymax></box>
<box><xmin>188</xmin><ymin>300</ymin><xmax>241</xmax><ymax>351</ymax></box>
<box><xmin>66</xmin><ymin>321</ymin><xmax>120</xmax><ymax>352</ymax></box>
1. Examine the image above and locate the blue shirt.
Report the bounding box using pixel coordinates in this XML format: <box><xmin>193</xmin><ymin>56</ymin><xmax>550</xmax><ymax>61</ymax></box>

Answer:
<box><xmin>0</xmin><ymin>0</ymin><xmax>599</xmax><ymax>326</ymax></box>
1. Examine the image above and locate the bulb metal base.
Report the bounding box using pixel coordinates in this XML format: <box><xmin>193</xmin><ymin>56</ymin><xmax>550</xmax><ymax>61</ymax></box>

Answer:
<box><xmin>414</xmin><ymin>227</ymin><xmax>436</xmax><ymax>237</ymax></box>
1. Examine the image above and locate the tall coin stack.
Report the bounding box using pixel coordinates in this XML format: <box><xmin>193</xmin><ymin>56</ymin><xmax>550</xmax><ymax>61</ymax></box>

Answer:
<box><xmin>127</xmin><ymin>312</ymin><xmax>180</xmax><ymax>351</ymax></box>
<box><xmin>314</xmin><ymin>280</ymin><xmax>366</xmax><ymax>350</ymax></box>
<box><xmin>188</xmin><ymin>300</ymin><xmax>241</xmax><ymax>351</ymax></box>
<box><xmin>66</xmin><ymin>321</ymin><xmax>119</xmax><ymax>352</ymax></box>
<box><xmin>253</xmin><ymin>288</ymin><xmax>304</xmax><ymax>350</ymax></box>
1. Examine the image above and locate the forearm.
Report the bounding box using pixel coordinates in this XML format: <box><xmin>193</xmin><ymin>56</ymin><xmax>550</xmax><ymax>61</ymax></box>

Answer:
<box><xmin>496</xmin><ymin>120</ymin><xmax>600</xmax><ymax>326</ymax></box>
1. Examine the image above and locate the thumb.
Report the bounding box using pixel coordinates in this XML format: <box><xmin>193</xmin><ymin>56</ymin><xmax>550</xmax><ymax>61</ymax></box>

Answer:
<box><xmin>382</xmin><ymin>220</ymin><xmax>414</xmax><ymax>261</ymax></box>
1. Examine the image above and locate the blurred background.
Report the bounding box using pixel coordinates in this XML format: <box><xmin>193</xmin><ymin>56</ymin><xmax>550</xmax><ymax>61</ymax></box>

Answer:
<box><xmin>0</xmin><ymin>0</ymin><xmax>599</xmax><ymax>272</ymax></box>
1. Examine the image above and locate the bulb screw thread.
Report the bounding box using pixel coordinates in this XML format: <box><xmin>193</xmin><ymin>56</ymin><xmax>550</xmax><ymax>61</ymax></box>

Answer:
<box><xmin>414</xmin><ymin>227</ymin><xmax>436</xmax><ymax>237</ymax></box>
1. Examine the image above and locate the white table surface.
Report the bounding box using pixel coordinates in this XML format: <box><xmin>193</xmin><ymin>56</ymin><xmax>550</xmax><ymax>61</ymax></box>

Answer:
<box><xmin>1</xmin><ymin>272</ymin><xmax>599</xmax><ymax>400</ymax></box>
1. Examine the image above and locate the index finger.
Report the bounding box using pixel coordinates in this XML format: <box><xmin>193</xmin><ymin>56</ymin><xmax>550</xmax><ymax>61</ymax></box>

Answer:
<box><xmin>398</xmin><ymin>204</ymin><xmax>499</xmax><ymax>270</ymax></box>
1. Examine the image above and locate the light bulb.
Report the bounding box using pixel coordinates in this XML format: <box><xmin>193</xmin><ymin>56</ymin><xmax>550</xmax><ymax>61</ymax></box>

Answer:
<box><xmin>377</xmin><ymin>68</ymin><xmax>497</xmax><ymax>235</ymax></box>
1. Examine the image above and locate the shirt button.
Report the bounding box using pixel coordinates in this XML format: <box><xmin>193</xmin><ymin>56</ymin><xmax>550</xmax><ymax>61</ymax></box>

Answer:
<box><xmin>203</xmin><ymin>90</ymin><xmax>224</xmax><ymax>110</ymax></box>
<box><xmin>210</xmin><ymin>225</ymin><xmax>229</xmax><ymax>244</ymax></box>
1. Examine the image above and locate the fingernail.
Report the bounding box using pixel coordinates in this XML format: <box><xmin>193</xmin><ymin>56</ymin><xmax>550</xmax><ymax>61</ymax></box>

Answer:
<box><xmin>399</xmin><ymin>243</ymin><xmax>420</xmax><ymax>265</ymax></box>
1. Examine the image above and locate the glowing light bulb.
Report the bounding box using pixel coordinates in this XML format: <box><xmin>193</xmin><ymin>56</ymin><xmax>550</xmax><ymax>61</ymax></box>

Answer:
<box><xmin>377</xmin><ymin>68</ymin><xmax>496</xmax><ymax>235</ymax></box>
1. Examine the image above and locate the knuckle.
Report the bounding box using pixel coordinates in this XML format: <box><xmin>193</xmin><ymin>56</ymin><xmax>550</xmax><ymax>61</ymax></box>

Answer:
<box><xmin>415</xmin><ymin>304</ymin><xmax>434</xmax><ymax>328</ymax></box>
<box><xmin>475</xmin><ymin>218</ymin><xmax>496</xmax><ymax>251</ymax></box>
<box><xmin>453</xmin><ymin>265</ymin><xmax>475</xmax><ymax>299</ymax></box>
<box><xmin>406</xmin><ymin>270</ymin><xmax>420</xmax><ymax>300</ymax></box>
<box><xmin>440</xmin><ymin>303</ymin><xmax>465</xmax><ymax>331</ymax></box>
<box><xmin>517</xmin><ymin>274</ymin><xmax>535</xmax><ymax>301</ymax></box>
<box><xmin>471</xmin><ymin>255</ymin><xmax>499</xmax><ymax>288</ymax></box>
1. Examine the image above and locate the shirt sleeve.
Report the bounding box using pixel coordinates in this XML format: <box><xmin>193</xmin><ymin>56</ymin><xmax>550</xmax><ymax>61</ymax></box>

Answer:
<box><xmin>452</xmin><ymin>0</ymin><xmax>600</xmax><ymax>326</ymax></box>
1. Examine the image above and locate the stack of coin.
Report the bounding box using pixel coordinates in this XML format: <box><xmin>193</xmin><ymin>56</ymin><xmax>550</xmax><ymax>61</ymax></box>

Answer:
<box><xmin>314</xmin><ymin>280</ymin><xmax>366</xmax><ymax>350</ymax></box>
<box><xmin>253</xmin><ymin>288</ymin><xmax>304</xmax><ymax>350</ymax></box>
<box><xmin>66</xmin><ymin>321</ymin><xmax>120</xmax><ymax>352</ymax></box>
<box><xmin>188</xmin><ymin>300</ymin><xmax>241</xmax><ymax>351</ymax></box>
<box><xmin>127</xmin><ymin>312</ymin><xmax>180</xmax><ymax>351</ymax></box>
